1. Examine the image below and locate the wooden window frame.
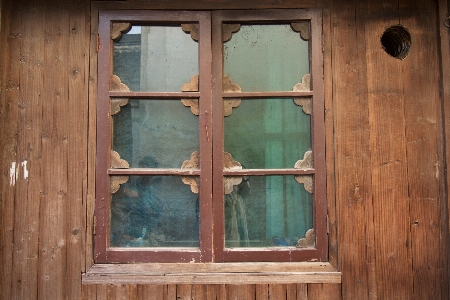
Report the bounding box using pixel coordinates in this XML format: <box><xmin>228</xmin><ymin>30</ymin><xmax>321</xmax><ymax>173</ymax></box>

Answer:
<box><xmin>94</xmin><ymin>8</ymin><xmax>326</xmax><ymax>264</ymax></box>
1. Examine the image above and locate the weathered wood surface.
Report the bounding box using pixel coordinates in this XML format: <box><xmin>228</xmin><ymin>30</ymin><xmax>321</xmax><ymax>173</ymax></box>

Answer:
<box><xmin>1</xmin><ymin>0</ymin><xmax>450</xmax><ymax>299</ymax></box>
<box><xmin>81</xmin><ymin>283</ymin><xmax>341</xmax><ymax>300</ymax></box>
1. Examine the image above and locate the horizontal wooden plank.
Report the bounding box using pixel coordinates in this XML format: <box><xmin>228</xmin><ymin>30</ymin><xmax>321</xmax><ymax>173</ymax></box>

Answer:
<box><xmin>86</xmin><ymin>262</ymin><xmax>336</xmax><ymax>274</ymax></box>
<box><xmin>82</xmin><ymin>262</ymin><xmax>340</xmax><ymax>284</ymax></box>
<box><xmin>92</xmin><ymin>0</ymin><xmax>325</xmax><ymax>10</ymax></box>
<box><xmin>82</xmin><ymin>273</ymin><xmax>341</xmax><ymax>285</ymax></box>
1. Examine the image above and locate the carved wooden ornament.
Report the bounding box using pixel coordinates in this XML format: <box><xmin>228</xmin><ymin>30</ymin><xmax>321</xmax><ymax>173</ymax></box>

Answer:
<box><xmin>181</xmin><ymin>152</ymin><xmax>200</xmax><ymax>194</ymax></box>
<box><xmin>294</xmin><ymin>97</ymin><xmax>312</xmax><ymax>115</ymax></box>
<box><xmin>181</xmin><ymin>24</ymin><xmax>199</xmax><ymax>42</ymax></box>
<box><xmin>294</xmin><ymin>151</ymin><xmax>313</xmax><ymax>193</ymax></box>
<box><xmin>110</xmin><ymin>151</ymin><xmax>130</xmax><ymax>194</ymax></box>
<box><xmin>181</xmin><ymin>75</ymin><xmax>242</xmax><ymax>117</ymax></box>
<box><xmin>181</xmin><ymin>75</ymin><xmax>200</xmax><ymax>115</ymax></box>
<box><xmin>293</xmin><ymin>73</ymin><xmax>311</xmax><ymax>92</ymax></box>
<box><xmin>294</xmin><ymin>150</ymin><xmax>312</xmax><ymax>170</ymax></box>
<box><xmin>223</xmin><ymin>24</ymin><xmax>241</xmax><ymax>42</ymax></box>
<box><xmin>110</xmin><ymin>75</ymin><xmax>130</xmax><ymax>115</ymax></box>
<box><xmin>224</xmin><ymin>152</ymin><xmax>243</xmax><ymax>195</ymax></box>
<box><xmin>111</xmin><ymin>22</ymin><xmax>132</xmax><ymax>41</ymax></box>
<box><xmin>223</xmin><ymin>75</ymin><xmax>242</xmax><ymax>117</ymax></box>
<box><xmin>296</xmin><ymin>228</ymin><xmax>315</xmax><ymax>248</ymax></box>
<box><xmin>290</xmin><ymin>21</ymin><xmax>311</xmax><ymax>41</ymax></box>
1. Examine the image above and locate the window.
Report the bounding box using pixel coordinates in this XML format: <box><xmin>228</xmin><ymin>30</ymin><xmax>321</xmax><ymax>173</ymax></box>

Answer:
<box><xmin>95</xmin><ymin>9</ymin><xmax>326</xmax><ymax>263</ymax></box>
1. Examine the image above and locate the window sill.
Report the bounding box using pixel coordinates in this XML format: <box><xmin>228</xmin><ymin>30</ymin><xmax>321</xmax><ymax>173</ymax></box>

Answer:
<box><xmin>82</xmin><ymin>262</ymin><xmax>341</xmax><ymax>285</ymax></box>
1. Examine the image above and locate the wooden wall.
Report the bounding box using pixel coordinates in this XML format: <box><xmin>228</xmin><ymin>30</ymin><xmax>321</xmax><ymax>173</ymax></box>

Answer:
<box><xmin>0</xmin><ymin>0</ymin><xmax>449</xmax><ymax>299</ymax></box>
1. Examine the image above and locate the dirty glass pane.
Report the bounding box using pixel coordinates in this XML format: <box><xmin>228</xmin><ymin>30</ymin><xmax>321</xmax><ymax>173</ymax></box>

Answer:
<box><xmin>112</xmin><ymin>99</ymin><xmax>199</xmax><ymax>168</ymax></box>
<box><xmin>224</xmin><ymin>175</ymin><xmax>313</xmax><ymax>248</ymax></box>
<box><xmin>223</xmin><ymin>24</ymin><xmax>309</xmax><ymax>92</ymax></box>
<box><xmin>224</xmin><ymin>99</ymin><xmax>311</xmax><ymax>169</ymax></box>
<box><xmin>113</xmin><ymin>25</ymin><xmax>199</xmax><ymax>92</ymax></box>
<box><xmin>110</xmin><ymin>175</ymin><xmax>200</xmax><ymax>247</ymax></box>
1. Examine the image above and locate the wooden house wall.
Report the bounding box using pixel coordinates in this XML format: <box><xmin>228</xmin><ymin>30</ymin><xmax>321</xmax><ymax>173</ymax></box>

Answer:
<box><xmin>0</xmin><ymin>0</ymin><xmax>449</xmax><ymax>299</ymax></box>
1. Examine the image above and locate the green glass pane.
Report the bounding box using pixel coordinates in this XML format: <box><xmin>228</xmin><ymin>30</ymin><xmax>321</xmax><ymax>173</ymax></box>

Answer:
<box><xmin>224</xmin><ymin>175</ymin><xmax>313</xmax><ymax>248</ymax></box>
<box><xmin>223</xmin><ymin>24</ymin><xmax>309</xmax><ymax>92</ymax></box>
<box><xmin>111</xmin><ymin>176</ymin><xmax>199</xmax><ymax>247</ymax></box>
<box><xmin>113</xmin><ymin>25</ymin><xmax>198</xmax><ymax>92</ymax></box>
<box><xmin>224</xmin><ymin>99</ymin><xmax>311</xmax><ymax>169</ymax></box>
<box><xmin>112</xmin><ymin>99</ymin><xmax>199</xmax><ymax>168</ymax></box>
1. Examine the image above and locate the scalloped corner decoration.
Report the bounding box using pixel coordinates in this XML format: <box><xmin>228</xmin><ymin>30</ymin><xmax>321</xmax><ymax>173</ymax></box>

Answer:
<box><xmin>224</xmin><ymin>152</ymin><xmax>243</xmax><ymax>195</ymax></box>
<box><xmin>223</xmin><ymin>75</ymin><xmax>242</xmax><ymax>117</ymax></box>
<box><xmin>181</xmin><ymin>152</ymin><xmax>200</xmax><ymax>194</ymax></box>
<box><xmin>111</xmin><ymin>22</ymin><xmax>132</xmax><ymax>41</ymax></box>
<box><xmin>181</xmin><ymin>75</ymin><xmax>199</xmax><ymax>115</ymax></box>
<box><xmin>111</xmin><ymin>150</ymin><xmax>130</xmax><ymax>169</ymax></box>
<box><xmin>294</xmin><ymin>150</ymin><xmax>313</xmax><ymax>169</ymax></box>
<box><xmin>181</xmin><ymin>24</ymin><xmax>199</xmax><ymax>42</ymax></box>
<box><xmin>223</xmin><ymin>24</ymin><xmax>241</xmax><ymax>42</ymax></box>
<box><xmin>293</xmin><ymin>74</ymin><xmax>311</xmax><ymax>92</ymax></box>
<box><xmin>110</xmin><ymin>75</ymin><xmax>130</xmax><ymax>115</ymax></box>
<box><xmin>295</xmin><ymin>175</ymin><xmax>313</xmax><ymax>194</ymax></box>
<box><xmin>296</xmin><ymin>229</ymin><xmax>315</xmax><ymax>248</ymax></box>
<box><xmin>111</xmin><ymin>176</ymin><xmax>129</xmax><ymax>194</ymax></box>
<box><xmin>291</xmin><ymin>22</ymin><xmax>311</xmax><ymax>41</ymax></box>
<box><xmin>294</xmin><ymin>97</ymin><xmax>312</xmax><ymax>115</ymax></box>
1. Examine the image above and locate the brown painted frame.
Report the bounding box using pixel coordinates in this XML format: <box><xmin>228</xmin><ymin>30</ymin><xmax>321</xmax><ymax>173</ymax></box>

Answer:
<box><xmin>95</xmin><ymin>9</ymin><xmax>325</xmax><ymax>263</ymax></box>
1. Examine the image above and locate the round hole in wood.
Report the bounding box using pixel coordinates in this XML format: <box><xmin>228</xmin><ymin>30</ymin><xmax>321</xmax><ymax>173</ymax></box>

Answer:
<box><xmin>381</xmin><ymin>25</ymin><xmax>411</xmax><ymax>60</ymax></box>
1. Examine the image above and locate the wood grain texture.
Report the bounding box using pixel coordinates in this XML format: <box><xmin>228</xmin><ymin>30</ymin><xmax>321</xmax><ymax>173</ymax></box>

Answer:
<box><xmin>438</xmin><ymin>0</ymin><xmax>450</xmax><ymax>299</ymax></box>
<box><xmin>1</xmin><ymin>0</ymin><xmax>22</xmax><ymax>298</ymax></box>
<box><xmin>331</xmin><ymin>1</ymin><xmax>374</xmax><ymax>299</ymax></box>
<box><xmin>401</xmin><ymin>0</ymin><xmax>448</xmax><ymax>298</ymax></box>
<box><xmin>308</xmin><ymin>283</ymin><xmax>341</xmax><ymax>300</ymax></box>
<box><xmin>365</xmin><ymin>0</ymin><xmax>413</xmax><ymax>298</ymax></box>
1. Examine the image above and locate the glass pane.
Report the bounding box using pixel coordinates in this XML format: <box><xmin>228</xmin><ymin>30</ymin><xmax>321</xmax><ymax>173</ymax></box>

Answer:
<box><xmin>113</xmin><ymin>25</ymin><xmax>199</xmax><ymax>92</ymax></box>
<box><xmin>223</xmin><ymin>24</ymin><xmax>309</xmax><ymax>92</ymax></box>
<box><xmin>224</xmin><ymin>175</ymin><xmax>313</xmax><ymax>248</ymax></box>
<box><xmin>224</xmin><ymin>99</ymin><xmax>311</xmax><ymax>169</ymax></box>
<box><xmin>112</xmin><ymin>99</ymin><xmax>199</xmax><ymax>168</ymax></box>
<box><xmin>110</xmin><ymin>175</ymin><xmax>200</xmax><ymax>247</ymax></box>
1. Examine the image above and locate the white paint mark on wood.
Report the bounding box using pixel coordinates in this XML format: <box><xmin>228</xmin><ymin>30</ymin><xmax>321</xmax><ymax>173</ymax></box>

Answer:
<box><xmin>22</xmin><ymin>160</ymin><xmax>28</xmax><ymax>180</ymax></box>
<box><xmin>10</xmin><ymin>162</ymin><xmax>16</xmax><ymax>186</ymax></box>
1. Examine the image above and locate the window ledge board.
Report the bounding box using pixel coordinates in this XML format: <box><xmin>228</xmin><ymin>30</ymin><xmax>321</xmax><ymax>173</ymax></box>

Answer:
<box><xmin>82</xmin><ymin>262</ymin><xmax>341</xmax><ymax>285</ymax></box>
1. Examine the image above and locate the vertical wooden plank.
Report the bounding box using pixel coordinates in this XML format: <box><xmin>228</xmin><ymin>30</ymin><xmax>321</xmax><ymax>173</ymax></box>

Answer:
<box><xmin>400</xmin><ymin>0</ymin><xmax>447</xmax><ymax>298</ymax></box>
<box><xmin>227</xmin><ymin>284</ymin><xmax>256</xmax><ymax>300</ymax></box>
<box><xmin>210</xmin><ymin>284</ymin><xmax>227</xmax><ymax>300</ymax></box>
<box><xmin>295</xmin><ymin>284</ymin><xmax>308</xmax><ymax>300</ymax></box>
<box><xmin>307</xmin><ymin>284</ymin><xmax>341</xmax><ymax>300</ymax></box>
<box><xmin>96</xmin><ymin>284</ymin><xmax>108</xmax><ymax>300</ymax></box>
<box><xmin>192</xmin><ymin>284</ymin><xmax>208</xmax><ymax>300</ymax></box>
<box><xmin>166</xmin><ymin>284</ymin><xmax>177</xmax><ymax>300</ymax></box>
<box><xmin>86</xmin><ymin>1</ymin><xmax>99</xmax><ymax>270</ymax></box>
<box><xmin>137</xmin><ymin>285</ymin><xmax>165</xmax><ymax>300</ymax></box>
<box><xmin>38</xmin><ymin>0</ymin><xmax>70</xmax><ymax>298</ymax></box>
<box><xmin>332</xmin><ymin>0</ymin><xmax>374</xmax><ymax>299</ymax></box>
<box><xmin>438</xmin><ymin>0</ymin><xmax>450</xmax><ymax>299</ymax></box>
<box><xmin>67</xmin><ymin>0</ymin><xmax>89</xmax><ymax>299</ymax></box>
<box><xmin>1</xmin><ymin>0</ymin><xmax>22</xmax><ymax>298</ymax></box>
<box><xmin>107</xmin><ymin>284</ymin><xmax>138</xmax><ymax>300</ymax></box>
<box><xmin>176</xmin><ymin>284</ymin><xmax>192</xmax><ymax>300</ymax></box>
<box><xmin>268</xmin><ymin>284</ymin><xmax>287</xmax><ymax>300</ymax></box>
<box><xmin>82</xmin><ymin>284</ymin><xmax>98</xmax><ymax>300</ymax></box>
<box><xmin>8</xmin><ymin>0</ymin><xmax>45</xmax><ymax>299</ymax></box>
<box><xmin>255</xmin><ymin>284</ymin><xmax>269</xmax><ymax>299</ymax></box>
<box><xmin>364</xmin><ymin>0</ymin><xmax>413</xmax><ymax>299</ymax></box>
<box><xmin>322</xmin><ymin>1</ymin><xmax>338</xmax><ymax>271</ymax></box>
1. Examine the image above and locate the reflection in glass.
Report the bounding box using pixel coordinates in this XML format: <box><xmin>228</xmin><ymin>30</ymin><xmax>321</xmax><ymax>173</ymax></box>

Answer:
<box><xmin>224</xmin><ymin>175</ymin><xmax>313</xmax><ymax>248</ymax></box>
<box><xmin>223</xmin><ymin>24</ymin><xmax>310</xmax><ymax>92</ymax></box>
<box><xmin>112</xmin><ymin>99</ymin><xmax>199</xmax><ymax>168</ymax></box>
<box><xmin>110</xmin><ymin>175</ymin><xmax>200</xmax><ymax>247</ymax></box>
<box><xmin>224</xmin><ymin>99</ymin><xmax>311</xmax><ymax>169</ymax></box>
<box><xmin>113</xmin><ymin>25</ymin><xmax>199</xmax><ymax>92</ymax></box>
